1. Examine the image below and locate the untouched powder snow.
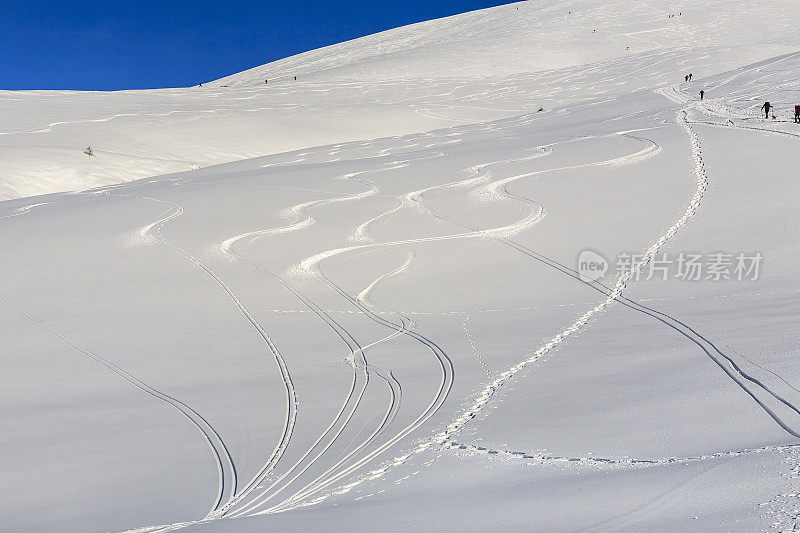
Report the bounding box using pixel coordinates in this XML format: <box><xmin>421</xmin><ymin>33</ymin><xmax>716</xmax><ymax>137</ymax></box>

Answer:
<box><xmin>2</xmin><ymin>1</ymin><xmax>800</xmax><ymax>531</ymax></box>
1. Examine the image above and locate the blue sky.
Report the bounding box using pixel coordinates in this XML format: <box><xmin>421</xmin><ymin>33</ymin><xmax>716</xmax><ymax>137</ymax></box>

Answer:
<box><xmin>0</xmin><ymin>0</ymin><xmax>515</xmax><ymax>91</ymax></box>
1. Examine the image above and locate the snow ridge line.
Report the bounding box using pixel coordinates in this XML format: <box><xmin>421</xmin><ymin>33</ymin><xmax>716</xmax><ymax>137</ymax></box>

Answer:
<box><xmin>0</xmin><ymin>292</ymin><xmax>236</xmax><ymax>519</ymax></box>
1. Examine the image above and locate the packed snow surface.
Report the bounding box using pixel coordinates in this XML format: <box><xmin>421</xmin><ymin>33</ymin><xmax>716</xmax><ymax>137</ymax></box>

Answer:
<box><xmin>2</xmin><ymin>1</ymin><xmax>800</xmax><ymax>531</ymax></box>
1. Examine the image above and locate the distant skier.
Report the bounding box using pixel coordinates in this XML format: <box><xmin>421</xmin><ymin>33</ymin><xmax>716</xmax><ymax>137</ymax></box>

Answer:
<box><xmin>294</xmin><ymin>76</ymin><xmax>297</xmax><ymax>81</ymax></box>
<box><xmin>699</xmin><ymin>90</ymin><xmax>705</xmax><ymax>100</ymax></box>
<box><xmin>265</xmin><ymin>79</ymin><xmax>268</xmax><ymax>84</ymax></box>
<box><xmin>794</xmin><ymin>105</ymin><xmax>800</xmax><ymax>123</ymax></box>
<box><xmin>761</xmin><ymin>101</ymin><xmax>771</xmax><ymax>119</ymax></box>
<box><xmin>689</xmin><ymin>73</ymin><xmax>693</xmax><ymax>81</ymax></box>
<box><xmin>685</xmin><ymin>75</ymin><xmax>689</xmax><ymax>82</ymax></box>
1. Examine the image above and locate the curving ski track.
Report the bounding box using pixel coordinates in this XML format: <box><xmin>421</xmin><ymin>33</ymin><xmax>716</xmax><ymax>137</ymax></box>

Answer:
<box><xmin>0</xmin><ymin>292</ymin><xmax>237</xmax><ymax>517</ymax></box>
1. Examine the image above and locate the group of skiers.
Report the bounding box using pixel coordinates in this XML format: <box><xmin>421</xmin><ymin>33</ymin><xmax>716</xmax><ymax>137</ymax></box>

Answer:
<box><xmin>684</xmin><ymin>73</ymin><xmax>693</xmax><ymax>82</ymax></box>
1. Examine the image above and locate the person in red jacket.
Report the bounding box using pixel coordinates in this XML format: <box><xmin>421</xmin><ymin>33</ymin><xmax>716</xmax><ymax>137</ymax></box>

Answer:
<box><xmin>795</xmin><ymin>105</ymin><xmax>800</xmax><ymax>123</ymax></box>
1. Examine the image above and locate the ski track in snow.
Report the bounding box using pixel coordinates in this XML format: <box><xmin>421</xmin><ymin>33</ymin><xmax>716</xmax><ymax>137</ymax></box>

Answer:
<box><xmin>120</xmin><ymin>193</ymin><xmax>303</xmax><ymax>520</ymax></box>
<box><xmin>419</xmin><ymin>93</ymin><xmax>800</xmax><ymax>478</ymax></box>
<box><xmin>0</xmin><ymin>292</ymin><xmax>237</xmax><ymax>518</ymax></box>
<box><xmin>416</xmin><ymin>85</ymin><xmax>800</xmax><ymax>502</ymax></box>
<box><xmin>129</xmin><ymin>153</ymin><xmax>447</xmax><ymax>529</ymax></box>
<box><xmin>18</xmin><ymin>42</ymin><xmax>800</xmax><ymax>531</ymax></box>
<box><xmin>402</xmin><ymin>109</ymin><xmax>800</xmax><ymax>464</ymax></box>
<box><xmin>240</xmin><ymin>186</ymin><xmax>459</xmax><ymax>516</ymax></box>
<box><xmin>215</xmin><ymin>169</ymin><xmax>411</xmax><ymax>519</ymax></box>
<box><xmin>251</xmin><ymin>100</ymin><xmax>711</xmax><ymax>512</ymax></box>
<box><xmin>129</xmin><ymin>103</ymin><xmax>718</xmax><ymax>527</ymax></box>
<box><xmin>235</xmin><ymin>128</ymin><xmax>667</xmax><ymax>515</ymax></box>
<box><xmin>111</xmin><ymin>78</ymin><xmax>799</xmax><ymax>531</ymax></box>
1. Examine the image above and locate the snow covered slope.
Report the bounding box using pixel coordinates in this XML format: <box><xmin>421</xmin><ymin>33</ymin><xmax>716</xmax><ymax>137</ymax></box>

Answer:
<box><xmin>1</xmin><ymin>0</ymin><xmax>796</xmax><ymax>201</ymax></box>
<box><xmin>215</xmin><ymin>0</ymin><xmax>796</xmax><ymax>84</ymax></box>
<box><xmin>3</xmin><ymin>1</ymin><xmax>800</xmax><ymax>532</ymax></box>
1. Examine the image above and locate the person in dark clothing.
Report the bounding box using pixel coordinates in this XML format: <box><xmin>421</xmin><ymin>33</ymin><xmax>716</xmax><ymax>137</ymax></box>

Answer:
<box><xmin>794</xmin><ymin>105</ymin><xmax>800</xmax><ymax>123</ymax></box>
<box><xmin>761</xmin><ymin>101</ymin><xmax>771</xmax><ymax>118</ymax></box>
<box><xmin>699</xmin><ymin>90</ymin><xmax>705</xmax><ymax>100</ymax></box>
<box><xmin>685</xmin><ymin>75</ymin><xmax>689</xmax><ymax>82</ymax></box>
<box><xmin>689</xmin><ymin>73</ymin><xmax>693</xmax><ymax>81</ymax></box>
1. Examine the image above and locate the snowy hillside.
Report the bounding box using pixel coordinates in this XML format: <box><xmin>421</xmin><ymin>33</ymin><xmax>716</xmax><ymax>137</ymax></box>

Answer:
<box><xmin>215</xmin><ymin>0</ymin><xmax>796</xmax><ymax>83</ymax></box>
<box><xmin>3</xmin><ymin>1</ymin><xmax>800</xmax><ymax>532</ymax></box>
<box><xmin>1</xmin><ymin>0</ymin><xmax>796</xmax><ymax>201</ymax></box>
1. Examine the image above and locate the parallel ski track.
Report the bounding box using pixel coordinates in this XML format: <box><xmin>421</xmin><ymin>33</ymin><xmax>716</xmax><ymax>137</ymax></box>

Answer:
<box><xmin>219</xmin><ymin>248</ymin><xmax>397</xmax><ymax>519</ymax></box>
<box><xmin>246</xmin><ymin>142</ymin><xmax>614</xmax><ymax>513</ymax></box>
<box><xmin>122</xmin><ymin>193</ymin><xmax>300</xmax><ymax>519</ymax></box>
<box><xmin>217</xmin><ymin>171</ymin><xmax>410</xmax><ymax>518</ymax></box>
<box><xmin>423</xmin><ymin>112</ymin><xmax>800</xmax><ymax>441</ymax></box>
<box><xmin>249</xmin><ymin>252</ymin><xmax>454</xmax><ymax>516</ymax></box>
<box><xmin>213</xmin><ymin>178</ymin><xmax>383</xmax><ymax>518</ymax></box>
<box><xmin>239</xmin><ymin>254</ymin><xmax>419</xmax><ymax>516</ymax></box>
<box><xmin>254</xmin><ymin>132</ymin><xmax>668</xmax><ymax>513</ymax></box>
<box><xmin>121</xmin><ymin>59</ymin><xmax>800</xmax><ymax>528</ymax></box>
<box><xmin>223</xmin><ymin>177</ymin><xmax>452</xmax><ymax>516</ymax></box>
<box><xmin>270</xmin><ymin>123</ymin><xmax>710</xmax><ymax>508</ymax></box>
<box><xmin>0</xmin><ymin>292</ymin><xmax>236</xmax><ymax>517</ymax></box>
<box><xmin>120</xmin><ymin>116</ymin><xmax>709</xmax><ymax>527</ymax></box>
